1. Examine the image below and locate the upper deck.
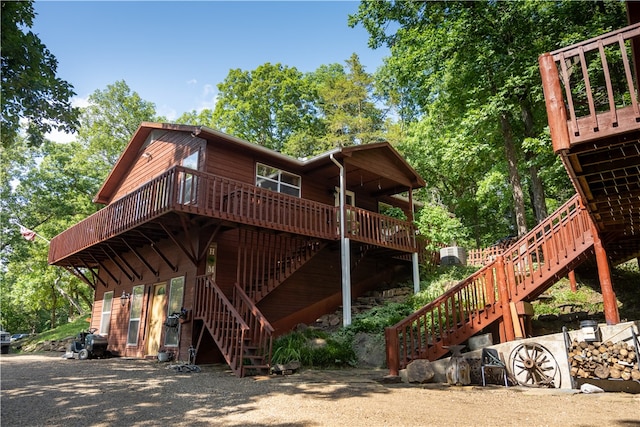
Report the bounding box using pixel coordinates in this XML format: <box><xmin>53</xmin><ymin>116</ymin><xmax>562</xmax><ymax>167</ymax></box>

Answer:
<box><xmin>539</xmin><ymin>23</ymin><xmax>640</xmax><ymax>258</ymax></box>
<box><xmin>48</xmin><ymin>166</ymin><xmax>419</xmax><ymax>267</ymax></box>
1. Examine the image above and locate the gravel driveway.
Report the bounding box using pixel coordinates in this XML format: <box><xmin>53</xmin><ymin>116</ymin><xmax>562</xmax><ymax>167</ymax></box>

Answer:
<box><xmin>2</xmin><ymin>352</ymin><xmax>639</xmax><ymax>426</ymax></box>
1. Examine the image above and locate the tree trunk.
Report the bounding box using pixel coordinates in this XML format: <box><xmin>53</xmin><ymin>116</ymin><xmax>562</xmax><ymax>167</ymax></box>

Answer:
<box><xmin>521</xmin><ymin>101</ymin><xmax>548</xmax><ymax>222</ymax></box>
<box><xmin>500</xmin><ymin>113</ymin><xmax>528</xmax><ymax>236</ymax></box>
<box><xmin>529</xmin><ymin>164</ymin><xmax>548</xmax><ymax>222</ymax></box>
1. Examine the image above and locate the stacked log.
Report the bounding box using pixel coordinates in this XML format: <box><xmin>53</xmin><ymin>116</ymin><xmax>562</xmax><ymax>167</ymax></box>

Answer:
<box><xmin>568</xmin><ymin>339</ymin><xmax>640</xmax><ymax>381</ymax></box>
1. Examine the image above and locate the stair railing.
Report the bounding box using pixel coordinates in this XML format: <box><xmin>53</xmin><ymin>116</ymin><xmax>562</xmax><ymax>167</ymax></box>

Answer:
<box><xmin>194</xmin><ymin>275</ymin><xmax>249</xmax><ymax>377</ymax></box>
<box><xmin>233</xmin><ymin>283</ymin><xmax>274</xmax><ymax>375</ymax></box>
<box><xmin>385</xmin><ymin>194</ymin><xmax>593</xmax><ymax>376</ymax></box>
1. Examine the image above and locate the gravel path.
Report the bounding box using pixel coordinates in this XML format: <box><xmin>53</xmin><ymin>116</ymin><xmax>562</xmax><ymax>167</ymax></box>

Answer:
<box><xmin>1</xmin><ymin>353</ymin><xmax>639</xmax><ymax>426</ymax></box>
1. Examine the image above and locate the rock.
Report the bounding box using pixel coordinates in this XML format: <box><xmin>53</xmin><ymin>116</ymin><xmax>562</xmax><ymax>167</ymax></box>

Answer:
<box><xmin>352</xmin><ymin>332</ymin><xmax>386</xmax><ymax>368</ymax></box>
<box><xmin>403</xmin><ymin>359</ymin><xmax>435</xmax><ymax>384</ymax></box>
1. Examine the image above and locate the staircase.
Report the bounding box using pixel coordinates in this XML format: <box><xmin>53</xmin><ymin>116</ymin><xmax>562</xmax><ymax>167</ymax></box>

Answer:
<box><xmin>193</xmin><ymin>275</ymin><xmax>273</xmax><ymax>377</ymax></box>
<box><xmin>238</xmin><ymin>230</ymin><xmax>326</xmax><ymax>302</ymax></box>
<box><xmin>385</xmin><ymin>193</ymin><xmax>595</xmax><ymax>375</ymax></box>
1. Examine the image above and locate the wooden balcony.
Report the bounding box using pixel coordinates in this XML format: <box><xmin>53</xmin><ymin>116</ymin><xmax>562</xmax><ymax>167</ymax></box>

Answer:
<box><xmin>539</xmin><ymin>23</ymin><xmax>640</xmax><ymax>245</ymax></box>
<box><xmin>49</xmin><ymin>166</ymin><xmax>419</xmax><ymax>267</ymax></box>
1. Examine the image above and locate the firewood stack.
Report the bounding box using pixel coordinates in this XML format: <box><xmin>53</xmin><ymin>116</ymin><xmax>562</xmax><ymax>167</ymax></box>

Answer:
<box><xmin>568</xmin><ymin>339</ymin><xmax>640</xmax><ymax>381</ymax></box>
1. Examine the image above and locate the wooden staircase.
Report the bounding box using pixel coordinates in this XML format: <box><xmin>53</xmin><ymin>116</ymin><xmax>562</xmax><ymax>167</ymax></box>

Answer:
<box><xmin>193</xmin><ymin>275</ymin><xmax>273</xmax><ymax>377</ymax></box>
<box><xmin>385</xmin><ymin>193</ymin><xmax>595</xmax><ymax>375</ymax></box>
<box><xmin>238</xmin><ymin>230</ymin><xmax>327</xmax><ymax>303</ymax></box>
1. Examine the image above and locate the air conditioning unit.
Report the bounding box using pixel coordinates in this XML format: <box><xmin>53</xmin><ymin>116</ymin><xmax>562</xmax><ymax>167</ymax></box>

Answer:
<box><xmin>440</xmin><ymin>246</ymin><xmax>467</xmax><ymax>266</ymax></box>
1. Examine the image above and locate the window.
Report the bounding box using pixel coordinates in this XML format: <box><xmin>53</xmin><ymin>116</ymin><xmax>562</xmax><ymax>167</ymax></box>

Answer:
<box><xmin>126</xmin><ymin>285</ymin><xmax>144</xmax><ymax>346</ymax></box>
<box><xmin>164</xmin><ymin>277</ymin><xmax>185</xmax><ymax>347</ymax></box>
<box><xmin>256</xmin><ymin>163</ymin><xmax>301</xmax><ymax>197</ymax></box>
<box><xmin>180</xmin><ymin>151</ymin><xmax>199</xmax><ymax>204</ymax></box>
<box><xmin>99</xmin><ymin>292</ymin><xmax>113</xmax><ymax>335</ymax></box>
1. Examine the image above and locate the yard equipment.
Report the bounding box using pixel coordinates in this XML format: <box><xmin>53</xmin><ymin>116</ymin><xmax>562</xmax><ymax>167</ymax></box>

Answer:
<box><xmin>64</xmin><ymin>328</ymin><xmax>109</xmax><ymax>360</ymax></box>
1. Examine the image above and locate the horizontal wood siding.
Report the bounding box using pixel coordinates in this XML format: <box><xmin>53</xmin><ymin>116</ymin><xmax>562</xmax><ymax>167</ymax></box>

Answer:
<box><xmin>92</xmin><ymin>234</ymin><xmax>198</xmax><ymax>359</ymax></box>
<box><xmin>112</xmin><ymin>131</ymin><xmax>205</xmax><ymax>203</ymax></box>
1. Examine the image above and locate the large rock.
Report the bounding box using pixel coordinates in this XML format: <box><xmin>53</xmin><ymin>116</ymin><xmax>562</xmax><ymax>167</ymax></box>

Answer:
<box><xmin>353</xmin><ymin>332</ymin><xmax>386</xmax><ymax>368</ymax></box>
<box><xmin>401</xmin><ymin>359</ymin><xmax>435</xmax><ymax>384</ymax></box>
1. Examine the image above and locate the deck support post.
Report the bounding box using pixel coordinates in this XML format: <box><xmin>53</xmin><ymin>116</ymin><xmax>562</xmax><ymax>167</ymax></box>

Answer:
<box><xmin>496</xmin><ymin>255</ymin><xmax>516</xmax><ymax>342</ymax></box>
<box><xmin>591</xmin><ymin>224</ymin><xmax>620</xmax><ymax>325</ymax></box>
<box><xmin>412</xmin><ymin>252</ymin><xmax>420</xmax><ymax>294</ymax></box>
<box><xmin>568</xmin><ymin>270</ymin><xmax>577</xmax><ymax>292</ymax></box>
<box><xmin>330</xmin><ymin>154</ymin><xmax>352</xmax><ymax>327</ymax></box>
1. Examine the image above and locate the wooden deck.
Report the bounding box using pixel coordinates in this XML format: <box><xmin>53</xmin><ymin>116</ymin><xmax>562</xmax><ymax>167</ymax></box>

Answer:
<box><xmin>49</xmin><ymin>166</ymin><xmax>419</xmax><ymax>267</ymax></box>
<box><xmin>539</xmin><ymin>23</ymin><xmax>640</xmax><ymax>245</ymax></box>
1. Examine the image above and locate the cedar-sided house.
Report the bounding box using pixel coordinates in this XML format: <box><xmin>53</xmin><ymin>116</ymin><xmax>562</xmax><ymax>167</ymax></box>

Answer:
<box><xmin>48</xmin><ymin>122</ymin><xmax>428</xmax><ymax>376</ymax></box>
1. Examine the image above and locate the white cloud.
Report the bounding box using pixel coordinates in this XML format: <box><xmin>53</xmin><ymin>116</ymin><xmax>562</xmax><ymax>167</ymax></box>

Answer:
<box><xmin>187</xmin><ymin>79</ymin><xmax>198</xmax><ymax>85</ymax></box>
<box><xmin>43</xmin><ymin>96</ymin><xmax>90</xmax><ymax>143</ymax></box>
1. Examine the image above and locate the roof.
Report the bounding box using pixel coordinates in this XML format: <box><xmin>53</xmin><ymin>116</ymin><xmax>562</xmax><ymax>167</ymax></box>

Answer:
<box><xmin>94</xmin><ymin>122</ymin><xmax>425</xmax><ymax>204</ymax></box>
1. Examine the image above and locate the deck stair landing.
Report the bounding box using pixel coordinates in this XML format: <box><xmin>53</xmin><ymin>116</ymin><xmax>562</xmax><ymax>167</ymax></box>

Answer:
<box><xmin>385</xmin><ymin>194</ymin><xmax>595</xmax><ymax>375</ymax></box>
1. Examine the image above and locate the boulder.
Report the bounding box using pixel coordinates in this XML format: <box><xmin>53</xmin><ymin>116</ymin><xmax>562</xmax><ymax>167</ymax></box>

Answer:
<box><xmin>353</xmin><ymin>332</ymin><xmax>386</xmax><ymax>368</ymax></box>
<box><xmin>402</xmin><ymin>359</ymin><xmax>435</xmax><ymax>384</ymax></box>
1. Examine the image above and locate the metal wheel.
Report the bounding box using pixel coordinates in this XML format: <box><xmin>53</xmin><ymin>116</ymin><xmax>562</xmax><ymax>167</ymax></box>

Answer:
<box><xmin>509</xmin><ymin>342</ymin><xmax>559</xmax><ymax>387</ymax></box>
<box><xmin>78</xmin><ymin>349</ymin><xmax>89</xmax><ymax>360</ymax></box>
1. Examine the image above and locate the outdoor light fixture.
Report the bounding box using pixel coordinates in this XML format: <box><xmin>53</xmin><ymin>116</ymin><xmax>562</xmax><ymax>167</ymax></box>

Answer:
<box><xmin>120</xmin><ymin>291</ymin><xmax>131</xmax><ymax>307</ymax></box>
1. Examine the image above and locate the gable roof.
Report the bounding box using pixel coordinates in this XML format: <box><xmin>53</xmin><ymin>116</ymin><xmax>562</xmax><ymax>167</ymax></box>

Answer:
<box><xmin>95</xmin><ymin>122</ymin><xmax>425</xmax><ymax>204</ymax></box>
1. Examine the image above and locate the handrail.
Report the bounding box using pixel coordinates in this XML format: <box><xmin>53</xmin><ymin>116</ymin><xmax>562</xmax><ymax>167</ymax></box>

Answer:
<box><xmin>194</xmin><ymin>275</ymin><xmax>249</xmax><ymax>376</ymax></box>
<box><xmin>233</xmin><ymin>283</ymin><xmax>274</xmax><ymax>375</ymax></box>
<box><xmin>385</xmin><ymin>194</ymin><xmax>593</xmax><ymax>375</ymax></box>
<box><xmin>49</xmin><ymin>166</ymin><xmax>421</xmax><ymax>264</ymax></box>
<box><xmin>540</xmin><ymin>23</ymin><xmax>640</xmax><ymax>149</ymax></box>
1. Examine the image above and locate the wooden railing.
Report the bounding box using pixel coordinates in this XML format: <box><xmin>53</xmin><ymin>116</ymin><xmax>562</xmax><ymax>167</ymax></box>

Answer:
<box><xmin>539</xmin><ymin>23</ymin><xmax>640</xmax><ymax>150</ymax></box>
<box><xmin>467</xmin><ymin>246</ymin><xmax>502</xmax><ymax>267</ymax></box>
<box><xmin>237</xmin><ymin>230</ymin><xmax>325</xmax><ymax>302</ymax></box>
<box><xmin>345</xmin><ymin>206</ymin><xmax>418</xmax><ymax>252</ymax></box>
<box><xmin>385</xmin><ymin>194</ymin><xmax>594</xmax><ymax>375</ymax></box>
<box><xmin>233</xmin><ymin>283</ymin><xmax>273</xmax><ymax>375</ymax></box>
<box><xmin>194</xmin><ymin>275</ymin><xmax>249</xmax><ymax>377</ymax></box>
<box><xmin>49</xmin><ymin>166</ymin><xmax>421</xmax><ymax>264</ymax></box>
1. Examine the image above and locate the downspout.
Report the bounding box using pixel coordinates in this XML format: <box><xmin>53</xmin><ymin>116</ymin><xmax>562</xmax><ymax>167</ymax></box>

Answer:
<box><xmin>409</xmin><ymin>188</ymin><xmax>420</xmax><ymax>294</ymax></box>
<box><xmin>330</xmin><ymin>154</ymin><xmax>352</xmax><ymax>326</ymax></box>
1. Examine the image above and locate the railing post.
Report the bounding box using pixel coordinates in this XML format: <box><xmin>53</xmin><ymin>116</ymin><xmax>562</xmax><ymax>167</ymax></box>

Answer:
<box><xmin>495</xmin><ymin>255</ymin><xmax>516</xmax><ymax>342</ymax></box>
<box><xmin>385</xmin><ymin>327</ymin><xmax>400</xmax><ymax>377</ymax></box>
<box><xmin>539</xmin><ymin>53</ymin><xmax>571</xmax><ymax>153</ymax></box>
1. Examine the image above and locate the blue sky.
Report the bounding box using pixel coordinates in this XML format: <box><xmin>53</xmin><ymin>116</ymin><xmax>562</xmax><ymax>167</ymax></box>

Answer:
<box><xmin>32</xmin><ymin>0</ymin><xmax>389</xmax><ymax>139</ymax></box>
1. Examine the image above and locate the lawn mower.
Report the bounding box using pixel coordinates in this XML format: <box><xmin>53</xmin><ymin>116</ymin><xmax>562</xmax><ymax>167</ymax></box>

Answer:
<box><xmin>63</xmin><ymin>328</ymin><xmax>109</xmax><ymax>360</ymax></box>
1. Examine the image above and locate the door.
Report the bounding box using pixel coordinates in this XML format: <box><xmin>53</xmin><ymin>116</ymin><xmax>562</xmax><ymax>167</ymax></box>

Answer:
<box><xmin>145</xmin><ymin>283</ymin><xmax>166</xmax><ymax>356</ymax></box>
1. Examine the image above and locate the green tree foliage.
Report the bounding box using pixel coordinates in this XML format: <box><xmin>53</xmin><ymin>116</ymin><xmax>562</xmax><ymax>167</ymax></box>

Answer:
<box><xmin>1</xmin><ymin>81</ymin><xmax>159</xmax><ymax>333</ymax></box>
<box><xmin>1</xmin><ymin>0</ymin><xmax>79</xmax><ymax>148</ymax></box>
<box><xmin>211</xmin><ymin>63</ymin><xmax>322</xmax><ymax>152</ymax></box>
<box><xmin>77</xmin><ymin>80</ymin><xmax>160</xmax><ymax>176</ymax></box>
<box><xmin>350</xmin><ymin>0</ymin><xmax>626</xmax><ymax>240</ymax></box>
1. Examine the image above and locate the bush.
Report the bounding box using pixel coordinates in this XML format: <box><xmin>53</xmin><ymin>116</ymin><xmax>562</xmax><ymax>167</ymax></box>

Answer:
<box><xmin>271</xmin><ymin>328</ymin><xmax>356</xmax><ymax>368</ymax></box>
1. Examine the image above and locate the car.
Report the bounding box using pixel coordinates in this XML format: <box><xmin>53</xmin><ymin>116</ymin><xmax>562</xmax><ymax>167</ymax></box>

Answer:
<box><xmin>11</xmin><ymin>333</ymin><xmax>30</xmax><ymax>342</ymax></box>
<box><xmin>0</xmin><ymin>330</ymin><xmax>10</xmax><ymax>354</ymax></box>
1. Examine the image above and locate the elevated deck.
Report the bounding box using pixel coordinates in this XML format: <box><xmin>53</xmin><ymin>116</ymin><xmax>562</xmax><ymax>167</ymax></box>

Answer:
<box><xmin>48</xmin><ymin>166</ymin><xmax>419</xmax><ymax>268</ymax></box>
<box><xmin>539</xmin><ymin>23</ymin><xmax>640</xmax><ymax>263</ymax></box>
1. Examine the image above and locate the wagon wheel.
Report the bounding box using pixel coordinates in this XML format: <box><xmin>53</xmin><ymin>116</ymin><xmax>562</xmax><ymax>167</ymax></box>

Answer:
<box><xmin>509</xmin><ymin>342</ymin><xmax>559</xmax><ymax>388</ymax></box>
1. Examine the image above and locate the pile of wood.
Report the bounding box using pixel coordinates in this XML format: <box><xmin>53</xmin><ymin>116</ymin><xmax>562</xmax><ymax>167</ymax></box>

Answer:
<box><xmin>568</xmin><ymin>339</ymin><xmax>640</xmax><ymax>381</ymax></box>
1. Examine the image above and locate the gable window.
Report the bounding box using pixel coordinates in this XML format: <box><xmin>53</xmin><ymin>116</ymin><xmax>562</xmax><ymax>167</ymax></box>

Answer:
<box><xmin>256</xmin><ymin>163</ymin><xmax>301</xmax><ymax>197</ymax></box>
<box><xmin>126</xmin><ymin>285</ymin><xmax>144</xmax><ymax>346</ymax></box>
<box><xmin>180</xmin><ymin>151</ymin><xmax>199</xmax><ymax>204</ymax></box>
<box><xmin>99</xmin><ymin>291</ymin><xmax>113</xmax><ymax>335</ymax></box>
<box><xmin>164</xmin><ymin>276</ymin><xmax>185</xmax><ymax>347</ymax></box>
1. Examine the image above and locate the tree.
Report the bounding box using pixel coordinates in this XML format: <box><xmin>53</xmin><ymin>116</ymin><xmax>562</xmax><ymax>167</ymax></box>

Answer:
<box><xmin>350</xmin><ymin>0</ymin><xmax>626</xmax><ymax>236</ymax></box>
<box><xmin>211</xmin><ymin>63</ymin><xmax>322</xmax><ymax>152</ymax></box>
<box><xmin>77</xmin><ymin>80</ymin><xmax>160</xmax><ymax>178</ymax></box>
<box><xmin>1</xmin><ymin>0</ymin><xmax>79</xmax><ymax>148</ymax></box>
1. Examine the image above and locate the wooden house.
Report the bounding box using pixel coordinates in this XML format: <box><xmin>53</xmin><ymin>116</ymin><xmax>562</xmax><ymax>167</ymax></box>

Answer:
<box><xmin>48</xmin><ymin>122</ymin><xmax>427</xmax><ymax>376</ymax></box>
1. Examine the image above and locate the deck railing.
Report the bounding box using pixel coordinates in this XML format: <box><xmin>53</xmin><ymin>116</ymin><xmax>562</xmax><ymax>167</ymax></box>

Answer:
<box><xmin>539</xmin><ymin>23</ymin><xmax>640</xmax><ymax>150</ymax></box>
<box><xmin>385</xmin><ymin>194</ymin><xmax>594</xmax><ymax>375</ymax></box>
<box><xmin>49</xmin><ymin>166</ymin><xmax>421</xmax><ymax>265</ymax></box>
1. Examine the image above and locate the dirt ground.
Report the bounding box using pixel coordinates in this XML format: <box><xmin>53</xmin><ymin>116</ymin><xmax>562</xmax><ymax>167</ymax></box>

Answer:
<box><xmin>1</xmin><ymin>353</ymin><xmax>639</xmax><ymax>427</ymax></box>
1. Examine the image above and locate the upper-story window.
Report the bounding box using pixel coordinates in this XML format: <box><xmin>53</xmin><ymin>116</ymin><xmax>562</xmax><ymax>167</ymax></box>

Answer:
<box><xmin>256</xmin><ymin>163</ymin><xmax>301</xmax><ymax>197</ymax></box>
